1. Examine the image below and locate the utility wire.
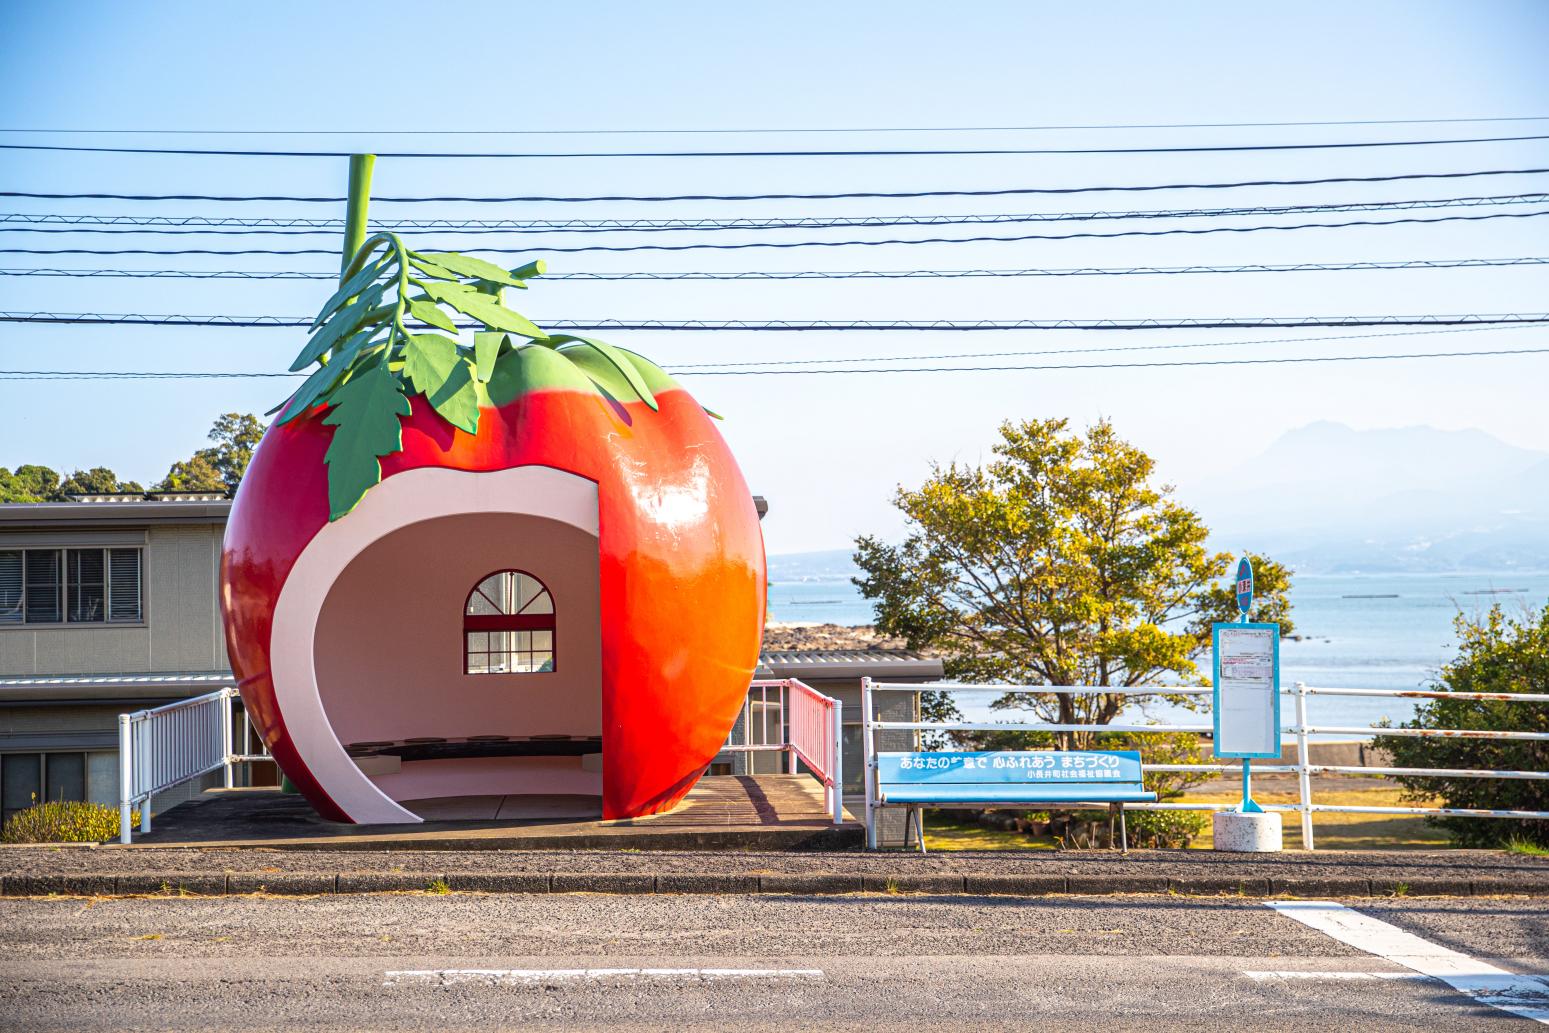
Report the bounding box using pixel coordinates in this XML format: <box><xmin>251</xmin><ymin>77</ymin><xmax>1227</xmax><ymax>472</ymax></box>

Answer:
<box><xmin>5</xmin><ymin>345</ymin><xmax>1549</xmax><ymax>380</ymax></box>
<box><xmin>5</xmin><ymin>166</ymin><xmax>1546</xmax><ymax>203</ymax></box>
<box><xmin>3</xmin><ymin>115</ymin><xmax>1547</xmax><ymax>135</ymax></box>
<box><xmin>4</xmin><ymin>193</ymin><xmax>1544</xmax><ymax>235</ymax></box>
<box><xmin>4</xmin><ymin>312</ymin><xmax>1543</xmax><ymax>332</ymax></box>
<box><xmin>3</xmin><ymin>208</ymin><xmax>1544</xmax><ymax>255</ymax></box>
<box><xmin>4</xmin><ymin>256</ymin><xmax>1544</xmax><ymax>281</ymax></box>
<box><xmin>666</xmin><ymin>322</ymin><xmax>1549</xmax><ymax>367</ymax></box>
<box><xmin>5</xmin><ymin>133</ymin><xmax>1549</xmax><ymax>159</ymax></box>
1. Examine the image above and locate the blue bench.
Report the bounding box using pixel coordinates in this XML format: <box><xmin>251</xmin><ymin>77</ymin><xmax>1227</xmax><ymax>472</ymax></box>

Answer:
<box><xmin>875</xmin><ymin>750</ymin><xmax>1157</xmax><ymax>853</ymax></box>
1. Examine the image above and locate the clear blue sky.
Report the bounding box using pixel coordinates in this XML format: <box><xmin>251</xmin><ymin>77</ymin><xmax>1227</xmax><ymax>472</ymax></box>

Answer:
<box><xmin>1</xmin><ymin>1</ymin><xmax>1547</xmax><ymax>552</ymax></box>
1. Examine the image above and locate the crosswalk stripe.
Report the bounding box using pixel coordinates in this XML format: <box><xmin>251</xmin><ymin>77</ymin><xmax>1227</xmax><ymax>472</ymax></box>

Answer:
<box><xmin>1266</xmin><ymin>900</ymin><xmax>1549</xmax><ymax>1024</ymax></box>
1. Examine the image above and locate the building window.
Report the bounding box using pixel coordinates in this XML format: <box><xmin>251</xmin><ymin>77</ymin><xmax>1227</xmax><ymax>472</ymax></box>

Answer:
<box><xmin>0</xmin><ymin>751</ymin><xmax>94</xmax><ymax>822</ymax></box>
<box><xmin>0</xmin><ymin>547</ymin><xmax>141</xmax><ymax>625</ymax></box>
<box><xmin>464</xmin><ymin>570</ymin><xmax>555</xmax><ymax>675</ymax></box>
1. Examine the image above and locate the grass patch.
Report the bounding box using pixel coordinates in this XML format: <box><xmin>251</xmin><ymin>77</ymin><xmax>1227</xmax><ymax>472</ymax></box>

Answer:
<box><xmin>425</xmin><ymin>878</ymin><xmax>451</xmax><ymax>895</ymax></box>
<box><xmin>920</xmin><ymin>783</ymin><xmax>1453</xmax><ymax>851</ymax></box>
<box><xmin>921</xmin><ymin>814</ymin><xmax>1058</xmax><ymax>852</ymax></box>
<box><xmin>1505</xmin><ymin>837</ymin><xmax>1549</xmax><ymax>857</ymax></box>
<box><xmin>1182</xmin><ymin>786</ymin><xmax>1449</xmax><ymax>851</ymax></box>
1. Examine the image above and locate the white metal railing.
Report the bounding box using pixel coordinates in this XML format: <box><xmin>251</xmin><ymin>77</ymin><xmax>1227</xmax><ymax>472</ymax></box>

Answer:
<box><xmin>118</xmin><ymin>686</ymin><xmax>270</xmax><ymax>844</ymax></box>
<box><xmin>861</xmin><ymin>678</ymin><xmax>1549</xmax><ymax>850</ymax></box>
<box><xmin>719</xmin><ymin>679</ymin><xmax>844</xmax><ymax>824</ymax></box>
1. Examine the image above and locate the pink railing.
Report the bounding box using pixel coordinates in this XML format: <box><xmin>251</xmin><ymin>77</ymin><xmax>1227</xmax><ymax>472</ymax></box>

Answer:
<box><xmin>724</xmin><ymin>678</ymin><xmax>844</xmax><ymax>824</ymax></box>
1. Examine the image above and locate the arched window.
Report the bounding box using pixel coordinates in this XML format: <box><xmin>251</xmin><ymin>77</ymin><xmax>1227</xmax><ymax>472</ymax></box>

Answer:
<box><xmin>464</xmin><ymin>570</ymin><xmax>555</xmax><ymax>675</ymax></box>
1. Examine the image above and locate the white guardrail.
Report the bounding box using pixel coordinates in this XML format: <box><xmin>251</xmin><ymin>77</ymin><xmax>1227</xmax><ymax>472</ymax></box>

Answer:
<box><xmin>861</xmin><ymin>678</ymin><xmax>1549</xmax><ymax>850</ymax></box>
<box><xmin>118</xmin><ymin>686</ymin><xmax>269</xmax><ymax>844</ymax></box>
<box><xmin>719</xmin><ymin>678</ymin><xmax>845</xmax><ymax>824</ymax></box>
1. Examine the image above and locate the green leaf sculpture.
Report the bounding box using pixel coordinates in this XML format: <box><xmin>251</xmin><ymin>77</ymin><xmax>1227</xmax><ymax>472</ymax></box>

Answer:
<box><xmin>320</xmin><ymin>361</ymin><xmax>413</xmax><ymax>521</ymax></box>
<box><xmin>278</xmin><ymin>233</ymin><xmax>679</xmax><ymax>520</ymax></box>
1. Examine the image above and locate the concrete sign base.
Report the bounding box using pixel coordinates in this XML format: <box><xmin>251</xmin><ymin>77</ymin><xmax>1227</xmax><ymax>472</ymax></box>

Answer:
<box><xmin>1212</xmin><ymin>809</ymin><xmax>1283</xmax><ymax>852</ymax></box>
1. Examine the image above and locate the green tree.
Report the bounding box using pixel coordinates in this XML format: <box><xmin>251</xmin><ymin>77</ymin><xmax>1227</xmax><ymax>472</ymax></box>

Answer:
<box><xmin>854</xmin><ymin>418</ymin><xmax>1293</xmax><ymax>747</ymax></box>
<box><xmin>159</xmin><ymin>454</ymin><xmax>227</xmax><ymax>493</ymax></box>
<box><xmin>58</xmin><ymin>467</ymin><xmax>143</xmax><ymax>497</ymax></box>
<box><xmin>0</xmin><ymin>464</ymin><xmax>62</xmax><ymax>502</ymax></box>
<box><xmin>1374</xmin><ymin>605</ymin><xmax>1549</xmax><ymax>848</ymax></box>
<box><xmin>158</xmin><ymin>413</ymin><xmax>263</xmax><ymax>493</ymax></box>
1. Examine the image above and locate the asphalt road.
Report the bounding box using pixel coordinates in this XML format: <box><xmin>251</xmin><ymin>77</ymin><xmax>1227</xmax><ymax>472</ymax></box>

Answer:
<box><xmin>2</xmin><ymin>892</ymin><xmax>1547</xmax><ymax>1031</ymax></box>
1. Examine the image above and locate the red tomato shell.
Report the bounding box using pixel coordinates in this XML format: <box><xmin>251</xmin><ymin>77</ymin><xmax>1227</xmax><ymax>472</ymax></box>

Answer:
<box><xmin>221</xmin><ymin>382</ymin><xmax>766</xmax><ymax>821</ymax></box>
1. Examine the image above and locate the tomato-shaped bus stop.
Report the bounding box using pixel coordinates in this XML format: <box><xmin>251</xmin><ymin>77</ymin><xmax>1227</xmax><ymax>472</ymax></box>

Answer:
<box><xmin>219</xmin><ymin>157</ymin><xmax>767</xmax><ymax>825</ymax></box>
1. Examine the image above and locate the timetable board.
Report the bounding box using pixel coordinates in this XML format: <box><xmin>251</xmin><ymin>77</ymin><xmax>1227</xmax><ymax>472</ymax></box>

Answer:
<box><xmin>1212</xmin><ymin>622</ymin><xmax>1281</xmax><ymax>759</ymax></box>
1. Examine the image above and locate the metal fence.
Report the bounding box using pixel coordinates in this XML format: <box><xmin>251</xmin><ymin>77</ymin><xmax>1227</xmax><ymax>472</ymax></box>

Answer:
<box><xmin>719</xmin><ymin>678</ymin><xmax>844</xmax><ymax>824</ymax></box>
<box><xmin>118</xmin><ymin>686</ymin><xmax>269</xmax><ymax>844</ymax></box>
<box><xmin>861</xmin><ymin>678</ymin><xmax>1549</xmax><ymax>850</ymax></box>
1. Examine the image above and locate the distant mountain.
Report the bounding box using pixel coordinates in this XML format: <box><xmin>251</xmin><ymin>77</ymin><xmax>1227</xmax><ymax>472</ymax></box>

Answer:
<box><xmin>1185</xmin><ymin>422</ymin><xmax>1549</xmax><ymax>574</ymax></box>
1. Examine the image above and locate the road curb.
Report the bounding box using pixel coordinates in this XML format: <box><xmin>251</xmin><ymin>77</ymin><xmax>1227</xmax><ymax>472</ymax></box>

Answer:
<box><xmin>0</xmin><ymin>871</ymin><xmax>1493</xmax><ymax>899</ymax></box>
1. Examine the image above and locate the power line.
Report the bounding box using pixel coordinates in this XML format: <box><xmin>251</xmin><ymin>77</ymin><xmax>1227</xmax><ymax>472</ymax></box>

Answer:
<box><xmin>4</xmin><ymin>312</ymin><xmax>1544</xmax><ymax>332</ymax></box>
<box><xmin>6</xmin><ymin>166</ymin><xmax>1546</xmax><ymax>203</ymax></box>
<box><xmin>666</xmin><ymin>322</ymin><xmax>1549</xmax><ymax>367</ymax></box>
<box><xmin>5</xmin><ymin>193</ymin><xmax>1544</xmax><ymax>235</ymax></box>
<box><xmin>5</xmin><ymin>133</ymin><xmax>1549</xmax><ymax>159</ymax></box>
<box><xmin>3</xmin><ymin>115</ymin><xmax>1547</xmax><ymax>136</ymax></box>
<box><xmin>4</xmin><ymin>255</ymin><xmax>1544</xmax><ymax>282</ymax></box>
<box><xmin>4</xmin><ymin>345</ymin><xmax>1548</xmax><ymax>380</ymax></box>
<box><xmin>3</xmin><ymin>208</ymin><xmax>1544</xmax><ymax>255</ymax></box>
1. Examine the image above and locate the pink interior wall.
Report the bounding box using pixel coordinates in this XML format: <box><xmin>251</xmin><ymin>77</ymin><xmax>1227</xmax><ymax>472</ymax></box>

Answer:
<box><xmin>313</xmin><ymin>512</ymin><xmax>602</xmax><ymax>802</ymax></box>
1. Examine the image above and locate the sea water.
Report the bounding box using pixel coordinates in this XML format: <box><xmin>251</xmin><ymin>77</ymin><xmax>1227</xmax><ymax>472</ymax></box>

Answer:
<box><xmin>767</xmin><ymin>564</ymin><xmax>1549</xmax><ymax>734</ymax></box>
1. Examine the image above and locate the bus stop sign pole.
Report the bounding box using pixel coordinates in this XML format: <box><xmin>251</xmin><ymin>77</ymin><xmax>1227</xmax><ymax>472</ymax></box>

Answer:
<box><xmin>1234</xmin><ymin>557</ymin><xmax>1263</xmax><ymax>814</ymax></box>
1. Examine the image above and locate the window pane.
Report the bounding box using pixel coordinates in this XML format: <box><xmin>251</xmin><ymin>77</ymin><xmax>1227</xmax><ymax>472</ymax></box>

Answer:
<box><xmin>534</xmin><ymin>651</ymin><xmax>554</xmax><ymax>673</ymax></box>
<box><xmin>0</xmin><ymin>551</ymin><xmax>20</xmax><ymax>624</ymax></box>
<box><xmin>1</xmin><ymin>754</ymin><xmax>41</xmax><ymax>820</ymax></box>
<box><xmin>466</xmin><ymin>575</ymin><xmax>503</xmax><ymax>615</ymax></box>
<box><xmin>44</xmin><ymin>753</ymin><xmax>85</xmax><ymax>803</ymax></box>
<box><xmin>518</xmin><ymin>573</ymin><xmax>553</xmax><ymax>614</ymax></box>
<box><xmin>108</xmin><ymin>548</ymin><xmax>141</xmax><ymax>622</ymax></box>
<box><xmin>23</xmin><ymin>550</ymin><xmax>61</xmax><ymax>623</ymax></box>
<box><xmin>532</xmin><ymin>630</ymin><xmax>552</xmax><ymax>651</ymax></box>
<box><xmin>67</xmin><ymin>549</ymin><xmax>106</xmax><ymax>623</ymax></box>
<box><xmin>514</xmin><ymin>574</ymin><xmax>541</xmax><ymax>613</ymax></box>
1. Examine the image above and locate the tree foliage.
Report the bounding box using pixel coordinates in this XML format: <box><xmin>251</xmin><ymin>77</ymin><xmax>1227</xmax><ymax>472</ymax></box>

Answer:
<box><xmin>1374</xmin><ymin>604</ymin><xmax>1549</xmax><ymax>848</ymax></box>
<box><xmin>157</xmin><ymin>413</ymin><xmax>263</xmax><ymax>493</ymax></box>
<box><xmin>854</xmin><ymin>418</ymin><xmax>1293</xmax><ymax>745</ymax></box>
<box><xmin>1</xmin><ymin>413</ymin><xmax>261</xmax><ymax>501</ymax></box>
<box><xmin>0</xmin><ymin>464</ymin><xmax>142</xmax><ymax>501</ymax></box>
<box><xmin>58</xmin><ymin>467</ymin><xmax>144</xmax><ymax>496</ymax></box>
<box><xmin>0</xmin><ymin>465</ymin><xmax>63</xmax><ymax>502</ymax></box>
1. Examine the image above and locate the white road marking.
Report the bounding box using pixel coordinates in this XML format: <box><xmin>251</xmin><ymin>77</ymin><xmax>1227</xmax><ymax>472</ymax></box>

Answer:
<box><xmin>1266</xmin><ymin>900</ymin><xmax>1549</xmax><ymax>1024</ymax></box>
<box><xmin>1243</xmin><ymin>970</ymin><xmax>1431</xmax><ymax>982</ymax></box>
<box><xmin>384</xmin><ymin>967</ymin><xmax>825</xmax><ymax>987</ymax></box>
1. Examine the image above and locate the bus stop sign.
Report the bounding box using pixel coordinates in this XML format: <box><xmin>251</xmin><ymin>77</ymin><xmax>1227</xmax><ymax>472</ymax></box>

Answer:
<box><xmin>1235</xmin><ymin>556</ymin><xmax>1254</xmax><ymax>619</ymax></box>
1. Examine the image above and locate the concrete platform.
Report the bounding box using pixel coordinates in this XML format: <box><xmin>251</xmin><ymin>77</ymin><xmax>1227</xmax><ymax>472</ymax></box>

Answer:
<box><xmin>128</xmin><ymin>775</ymin><xmax>860</xmax><ymax>851</ymax></box>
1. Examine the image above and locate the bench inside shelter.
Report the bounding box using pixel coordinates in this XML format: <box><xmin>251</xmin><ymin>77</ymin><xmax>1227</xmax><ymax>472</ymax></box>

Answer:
<box><xmin>346</xmin><ymin>735</ymin><xmax>602</xmax><ymax>766</ymax></box>
<box><xmin>874</xmin><ymin>749</ymin><xmax>1156</xmax><ymax>852</ymax></box>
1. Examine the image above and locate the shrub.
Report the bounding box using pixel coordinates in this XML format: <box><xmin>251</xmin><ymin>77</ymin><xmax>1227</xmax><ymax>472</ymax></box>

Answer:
<box><xmin>1124</xmin><ymin>808</ymin><xmax>1209</xmax><ymax>848</ymax></box>
<box><xmin>0</xmin><ymin>799</ymin><xmax>138</xmax><ymax>844</ymax></box>
<box><xmin>1372</xmin><ymin>604</ymin><xmax>1549</xmax><ymax>849</ymax></box>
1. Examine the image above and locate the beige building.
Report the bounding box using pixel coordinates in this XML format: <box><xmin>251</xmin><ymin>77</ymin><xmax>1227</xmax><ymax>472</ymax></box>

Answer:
<box><xmin>0</xmin><ymin>493</ymin><xmax>240</xmax><ymax>821</ymax></box>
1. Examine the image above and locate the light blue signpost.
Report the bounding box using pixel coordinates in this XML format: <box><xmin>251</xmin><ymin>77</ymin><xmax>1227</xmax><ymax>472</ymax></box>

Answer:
<box><xmin>1212</xmin><ymin>556</ymin><xmax>1281</xmax><ymax>820</ymax></box>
